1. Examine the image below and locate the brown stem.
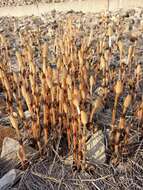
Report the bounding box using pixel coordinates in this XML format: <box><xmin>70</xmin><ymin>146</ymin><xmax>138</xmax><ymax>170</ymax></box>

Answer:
<box><xmin>73</xmin><ymin>120</ymin><xmax>78</xmax><ymax>166</ymax></box>
<box><xmin>112</xmin><ymin>94</ymin><xmax>119</xmax><ymax>127</ymax></box>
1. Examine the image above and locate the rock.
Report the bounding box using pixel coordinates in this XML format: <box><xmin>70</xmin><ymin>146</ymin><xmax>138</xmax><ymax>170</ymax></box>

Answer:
<box><xmin>1</xmin><ymin>137</ymin><xmax>36</xmax><ymax>161</ymax></box>
<box><xmin>0</xmin><ymin>169</ymin><xmax>22</xmax><ymax>190</ymax></box>
<box><xmin>0</xmin><ymin>158</ymin><xmax>15</xmax><ymax>178</ymax></box>
<box><xmin>0</xmin><ymin>126</ymin><xmax>16</xmax><ymax>153</ymax></box>
<box><xmin>86</xmin><ymin>130</ymin><xmax>106</xmax><ymax>163</ymax></box>
<box><xmin>1</xmin><ymin>137</ymin><xmax>19</xmax><ymax>159</ymax></box>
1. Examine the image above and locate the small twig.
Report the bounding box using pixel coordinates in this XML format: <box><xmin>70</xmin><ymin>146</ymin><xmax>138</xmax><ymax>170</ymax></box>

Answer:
<box><xmin>91</xmin><ymin>182</ymin><xmax>101</xmax><ymax>190</ymax></box>
<box><xmin>67</xmin><ymin>174</ymin><xmax>112</xmax><ymax>182</ymax></box>
<box><xmin>49</xmin><ymin>135</ymin><xmax>62</xmax><ymax>175</ymax></box>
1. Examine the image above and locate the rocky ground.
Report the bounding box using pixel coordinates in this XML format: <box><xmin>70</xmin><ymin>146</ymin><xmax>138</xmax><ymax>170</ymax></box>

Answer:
<box><xmin>0</xmin><ymin>0</ymin><xmax>79</xmax><ymax>8</ymax></box>
<box><xmin>0</xmin><ymin>9</ymin><xmax>143</xmax><ymax>190</ymax></box>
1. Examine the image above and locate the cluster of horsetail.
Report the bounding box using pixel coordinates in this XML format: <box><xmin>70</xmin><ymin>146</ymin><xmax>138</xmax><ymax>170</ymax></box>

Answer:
<box><xmin>0</xmin><ymin>14</ymin><xmax>142</xmax><ymax>170</ymax></box>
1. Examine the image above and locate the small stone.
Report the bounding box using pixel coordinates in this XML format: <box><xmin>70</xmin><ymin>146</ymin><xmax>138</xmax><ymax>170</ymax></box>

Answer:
<box><xmin>64</xmin><ymin>155</ymin><xmax>73</xmax><ymax>165</ymax></box>
<box><xmin>24</xmin><ymin>110</ymin><xmax>31</xmax><ymax>119</ymax></box>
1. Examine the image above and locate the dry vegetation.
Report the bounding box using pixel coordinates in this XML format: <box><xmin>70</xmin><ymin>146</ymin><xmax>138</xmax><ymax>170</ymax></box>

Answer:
<box><xmin>0</xmin><ymin>10</ymin><xmax>143</xmax><ymax>189</ymax></box>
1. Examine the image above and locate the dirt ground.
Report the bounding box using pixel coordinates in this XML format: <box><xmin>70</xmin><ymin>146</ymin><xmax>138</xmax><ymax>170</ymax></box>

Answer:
<box><xmin>0</xmin><ymin>0</ymin><xmax>143</xmax><ymax>17</ymax></box>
